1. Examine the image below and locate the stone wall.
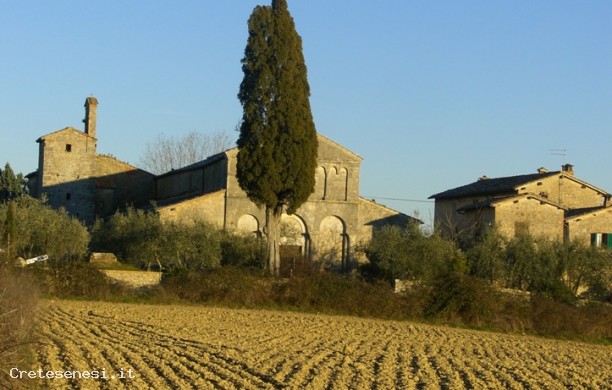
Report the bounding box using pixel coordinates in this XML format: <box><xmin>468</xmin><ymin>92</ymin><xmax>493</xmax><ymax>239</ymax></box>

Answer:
<box><xmin>157</xmin><ymin>190</ymin><xmax>226</xmax><ymax>227</ymax></box>
<box><xmin>520</xmin><ymin>175</ymin><xmax>606</xmax><ymax>209</ymax></box>
<box><xmin>38</xmin><ymin>128</ymin><xmax>97</xmax><ymax>223</ymax></box>
<box><xmin>95</xmin><ymin>155</ymin><xmax>154</xmax><ymax>217</ymax></box>
<box><xmin>567</xmin><ymin>207</ymin><xmax>612</xmax><ymax>245</ymax></box>
<box><xmin>494</xmin><ymin>197</ymin><xmax>564</xmax><ymax>240</ymax></box>
<box><xmin>102</xmin><ymin>270</ymin><xmax>161</xmax><ymax>289</ymax></box>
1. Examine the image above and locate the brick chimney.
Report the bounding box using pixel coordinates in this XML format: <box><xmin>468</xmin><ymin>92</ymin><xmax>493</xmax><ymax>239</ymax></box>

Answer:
<box><xmin>84</xmin><ymin>97</ymin><xmax>98</xmax><ymax>138</ymax></box>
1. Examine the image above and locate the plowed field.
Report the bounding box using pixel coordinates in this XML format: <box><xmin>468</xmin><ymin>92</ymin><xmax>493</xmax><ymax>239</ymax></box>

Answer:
<box><xmin>26</xmin><ymin>300</ymin><xmax>611</xmax><ymax>389</ymax></box>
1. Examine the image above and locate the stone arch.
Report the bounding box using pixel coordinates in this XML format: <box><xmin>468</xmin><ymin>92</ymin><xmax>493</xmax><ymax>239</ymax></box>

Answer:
<box><xmin>318</xmin><ymin>215</ymin><xmax>349</xmax><ymax>271</ymax></box>
<box><xmin>339</xmin><ymin>167</ymin><xmax>348</xmax><ymax>201</ymax></box>
<box><xmin>280</xmin><ymin>213</ymin><xmax>310</xmax><ymax>276</ymax></box>
<box><xmin>237</xmin><ymin>214</ymin><xmax>259</xmax><ymax>235</ymax></box>
<box><xmin>315</xmin><ymin>166</ymin><xmax>327</xmax><ymax>200</ymax></box>
<box><xmin>280</xmin><ymin>214</ymin><xmax>307</xmax><ymax>247</ymax></box>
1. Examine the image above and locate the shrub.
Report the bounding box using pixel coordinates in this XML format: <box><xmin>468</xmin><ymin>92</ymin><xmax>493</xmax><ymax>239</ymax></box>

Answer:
<box><xmin>530</xmin><ymin>295</ymin><xmax>612</xmax><ymax>340</ymax></box>
<box><xmin>33</xmin><ymin>258</ymin><xmax>127</xmax><ymax>300</ymax></box>
<box><xmin>0</xmin><ymin>197</ymin><xmax>89</xmax><ymax>261</ymax></box>
<box><xmin>91</xmin><ymin>208</ymin><xmax>222</xmax><ymax>272</ymax></box>
<box><xmin>220</xmin><ymin>232</ymin><xmax>266</xmax><ymax>269</ymax></box>
<box><xmin>466</xmin><ymin>228</ymin><xmax>507</xmax><ymax>283</ymax></box>
<box><xmin>158</xmin><ymin>267</ymin><xmax>273</xmax><ymax>307</ymax></box>
<box><xmin>424</xmin><ymin>273</ymin><xmax>501</xmax><ymax>327</ymax></box>
<box><xmin>362</xmin><ymin>223</ymin><xmax>466</xmax><ymax>282</ymax></box>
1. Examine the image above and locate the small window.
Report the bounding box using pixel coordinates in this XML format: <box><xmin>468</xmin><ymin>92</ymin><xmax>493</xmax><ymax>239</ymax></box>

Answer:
<box><xmin>515</xmin><ymin>221</ymin><xmax>529</xmax><ymax>236</ymax></box>
<box><xmin>66</xmin><ymin>144</ymin><xmax>72</xmax><ymax>152</ymax></box>
<box><xmin>66</xmin><ymin>193</ymin><xmax>71</xmax><ymax>201</ymax></box>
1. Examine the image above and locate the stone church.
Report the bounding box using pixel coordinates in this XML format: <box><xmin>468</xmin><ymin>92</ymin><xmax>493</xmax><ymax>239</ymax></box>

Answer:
<box><xmin>154</xmin><ymin>133</ymin><xmax>412</xmax><ymax>270</ymax></box>
<box><xmin>28</xmin><ymin>97</ymin><xmax>413</xmax><ymax>269</ymax></box>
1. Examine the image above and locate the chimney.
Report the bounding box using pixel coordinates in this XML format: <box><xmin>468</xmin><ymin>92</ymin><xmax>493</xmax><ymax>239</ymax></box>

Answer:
<box><xmin>561</xmin><ymin>163</ymin><xmax>574</xmax><ymax>176</ymax></box>
<box><xmin>84</xmin><ymin>97</ymin><xmax>98</xmax><ymax>138</ymax></box>
<box><xmin>478</xmin><ymin>175</ymin><xmax>489</xmax><ymax>181</ymax></box>
<box><xmin>537</xmin><ymin>167</ymin><xmax>548</xmax><ymax>174</ymax></box>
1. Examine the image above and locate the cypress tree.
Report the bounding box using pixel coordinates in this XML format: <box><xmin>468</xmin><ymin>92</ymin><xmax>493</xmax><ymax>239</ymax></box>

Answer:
<box><xmin>5</xmin><ymin>202</ymin><xmax>16</xmax><ymax>257</ymax></box>
<box><xmin>237</xmin><ymin>0</ymin><xmax>318</xmax><ymax>275</ymax></box>
<box><xmin>0</xmin><ymin>163</ymin><xmax>24</xmax><ymax>202</ymax></box>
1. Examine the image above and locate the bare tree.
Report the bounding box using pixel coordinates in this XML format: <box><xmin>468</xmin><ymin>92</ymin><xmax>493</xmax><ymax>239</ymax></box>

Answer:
<box><xmin>139</xmin><ymin>131</ymin><xmax>234</xmax><ymax>175</ymax></box>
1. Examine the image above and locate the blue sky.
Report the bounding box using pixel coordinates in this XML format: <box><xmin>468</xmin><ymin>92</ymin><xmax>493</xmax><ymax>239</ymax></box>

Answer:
<box><xmin>1</xmin><ymin>1</ymin><xmax>611</xmax><ymax>226</ymax></box>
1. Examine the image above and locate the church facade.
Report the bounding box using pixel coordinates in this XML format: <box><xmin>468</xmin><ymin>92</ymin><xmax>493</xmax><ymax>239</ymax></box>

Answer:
<box><xmin>154</xmin><ymin>134</ymin><xmax>413</xmax><ymax>270</ymax></box>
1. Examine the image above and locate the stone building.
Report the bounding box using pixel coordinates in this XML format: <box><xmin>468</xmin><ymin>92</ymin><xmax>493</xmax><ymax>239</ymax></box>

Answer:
<box><xmin>154</xmin><ymin>134</ymin><xmax>414</xmax><ymax>271</ymax></box>
<box><xmin>27</xmin><ymin>98</ymin><xmax>154</xmax><ymax>224</ymax></box>
<box><xmin>429</xmin><ymin>165</ymin><xmax>612</xmax><ymax>247</ymax></box>
<box><xmin>28</xmin><ymin>97</ymin><xmax>413</xmax><ymax>270</ymax></box>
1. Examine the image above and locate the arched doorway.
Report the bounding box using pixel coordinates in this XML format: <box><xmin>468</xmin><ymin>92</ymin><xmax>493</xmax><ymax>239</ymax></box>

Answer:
<box><xmin>318</xmin><ymin>216</ymin><xmax>348</xmax><ymax>271</ymax></box>
<box><xmin>279</xmin><ymin>214</ymin><xmax>309</xmax><ymax>276</ymax></box>
<box><xmin>237</xmin><ymin>214</ymin><xmax>260</xmax><ymax>235</ymax></box>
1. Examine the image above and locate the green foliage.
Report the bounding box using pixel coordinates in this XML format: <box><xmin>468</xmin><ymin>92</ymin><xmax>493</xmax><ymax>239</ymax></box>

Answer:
<box><xmin>220</xmin><ymin>232</ymin><xmax>267</xmax><ymax>269</ymax></box>
<box><xmin>504</xmin><ymin>236</ymin><xmax>576</xmax><ymax>303</ymax></box>
<box><xmin>466</xmin><ymin>228</ymin><xmax>507</xmax><ymax>283</ymax></box>
<box><xmin>0</xmin><ymin>197</ymin><xmax>89</xmax><ymax>260</ymax></box>
<box><xmin>425</xmin><ymin>273</ymin><xmax>502</xmax><ymax>327</ymax></box>
<box><xmin>37</xmin><ymin>258</ymin><xmax>122</xmax><ymax>299</ymax></box>
<box><xmin>0</xmin><ymin>163</ymin><xmax>26</xmax><ymax>202</ymax></box>
<box><xmin>237</xmin><ymin>0</ymin><xmax>317</xmax><ymax>213</ymax></box>
<box><xmin>91</xmin><ymin>208</ymin><xmax>222</xmax><ymax>272</ymax></box>
<box><xmin>237</xmin><ymin>0</ymin><xmax>318</xmax><ymax>274</ymax></box>
<box><xmin>555</xmin><ymin>241</ymin><xmax>611</xmax><ymax>300</ymax></box>
<box><xmin>364</xmin><ymin>224</ymin><xmax>609</xmax><ymax>302</ymax></box>
<box><xmin>362</xmin><ymin>223</ymin><xmax>466</xmax><ymax>282</ymax></box>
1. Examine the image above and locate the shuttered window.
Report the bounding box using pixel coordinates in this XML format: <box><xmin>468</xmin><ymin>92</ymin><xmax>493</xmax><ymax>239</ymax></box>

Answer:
<box><xmin>591</xmin><ymin>233</ymin><xmax>612</xmax><ymax>249</ymax></box>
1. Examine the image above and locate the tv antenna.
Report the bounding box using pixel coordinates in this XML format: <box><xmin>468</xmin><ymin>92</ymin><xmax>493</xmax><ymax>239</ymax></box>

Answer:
<box><xmin>549</xmin><ymin>149</ymin><xmax>567</xmax><ymax>164</ymax></box>
<box><xmin>549</xmin><ymin>148</ymin><xmax>567</xmax><ymax>206</ymax></box>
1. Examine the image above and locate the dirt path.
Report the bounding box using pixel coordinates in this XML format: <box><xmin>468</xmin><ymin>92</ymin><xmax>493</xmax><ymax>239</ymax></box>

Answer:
<box><xmin>24</xmin><ymin>300</ymin><xmax>612</xmax><ymax>389</ymax></box>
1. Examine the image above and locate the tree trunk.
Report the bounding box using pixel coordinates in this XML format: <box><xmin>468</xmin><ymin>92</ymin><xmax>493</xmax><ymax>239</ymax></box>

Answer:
<box><xmin>265</xmin><ymin>206</ymin><xmax>282</xmax><ymax>276</ymax></box>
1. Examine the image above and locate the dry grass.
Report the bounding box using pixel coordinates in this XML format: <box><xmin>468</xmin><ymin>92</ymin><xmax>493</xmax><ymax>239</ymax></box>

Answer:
<box><xmin>0</xmin><ymin>265</ymin><xmax>38</xmax><ymax>389</ymax></box>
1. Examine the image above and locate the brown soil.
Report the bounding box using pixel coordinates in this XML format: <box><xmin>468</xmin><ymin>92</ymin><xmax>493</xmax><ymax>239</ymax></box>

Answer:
<box><xmin>27</xmin><ymin>300</ymin><xmax>611</xmax><ymax>389</ymax></box>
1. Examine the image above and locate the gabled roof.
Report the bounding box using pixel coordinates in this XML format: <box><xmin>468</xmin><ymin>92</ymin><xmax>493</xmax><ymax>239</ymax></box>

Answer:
<box><xmin>429</xmin><ymin>172</ymin><xmax>559</xmax><ymax>200</ymax></box>
<box><xmin>155</xmin><ymin>152</ymin><xmax>228</xmax><ymax>179</ymax></box>
<box><xmin>317</xmin><ymin>133</ymin><xmax>362</xmax><ymax>161</ymax></box>
<box><xmin>565</xmin><ymin>205</ymin><xmax>612</xmax><ymax>220</ymax></box>
<box><xmin>36</xmin><ymin>127</ymin><xmax>94</xmax><ymax>142</ymax></box>
<box><xmin>457</xmin><ymin>193</ymin><xmax>565</xmax><ymax>213</ymax></box>
<box><xmin>155</xmin><ymin>132</ymin><xmax>361</xmax><ymax>179</ymax></box>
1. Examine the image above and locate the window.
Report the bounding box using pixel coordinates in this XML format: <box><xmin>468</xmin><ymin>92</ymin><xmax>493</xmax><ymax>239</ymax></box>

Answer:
<box><xmin>66</xmin><ymin>193</ymin><xmax>71</xmax><ymax>201</ymax></box>
<box><xmin>515</xmin><ymin>221</ymin><xmax>529</xmax><ymax>236</ymax></box>
<box><xmin>591</xmin><ymin>233</ymin><xmax>612</xmax><ymax>249</ymax></box>
<box><xmin>65</xmin><ymin>144</ymin><xmax>72</xmax><ymax>152</ymax></box>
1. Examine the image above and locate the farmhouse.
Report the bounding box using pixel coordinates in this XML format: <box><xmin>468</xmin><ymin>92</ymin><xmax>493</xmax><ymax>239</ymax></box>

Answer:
<box><xmin>429</xmin><ymin>165</ymin><xmax>612</xmax><ymax>246</ymax></box>
<box><xmin>28</xmin><ymin>97</ymin><xmax>414</xmax><ymax>270</ymax></box>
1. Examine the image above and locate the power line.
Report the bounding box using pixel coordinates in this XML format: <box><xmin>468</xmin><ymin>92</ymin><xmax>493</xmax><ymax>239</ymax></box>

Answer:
<box><xmin>364</xmin><ymin>196</ymin><xmax>434</xmax><ymax>204</ymax></box>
